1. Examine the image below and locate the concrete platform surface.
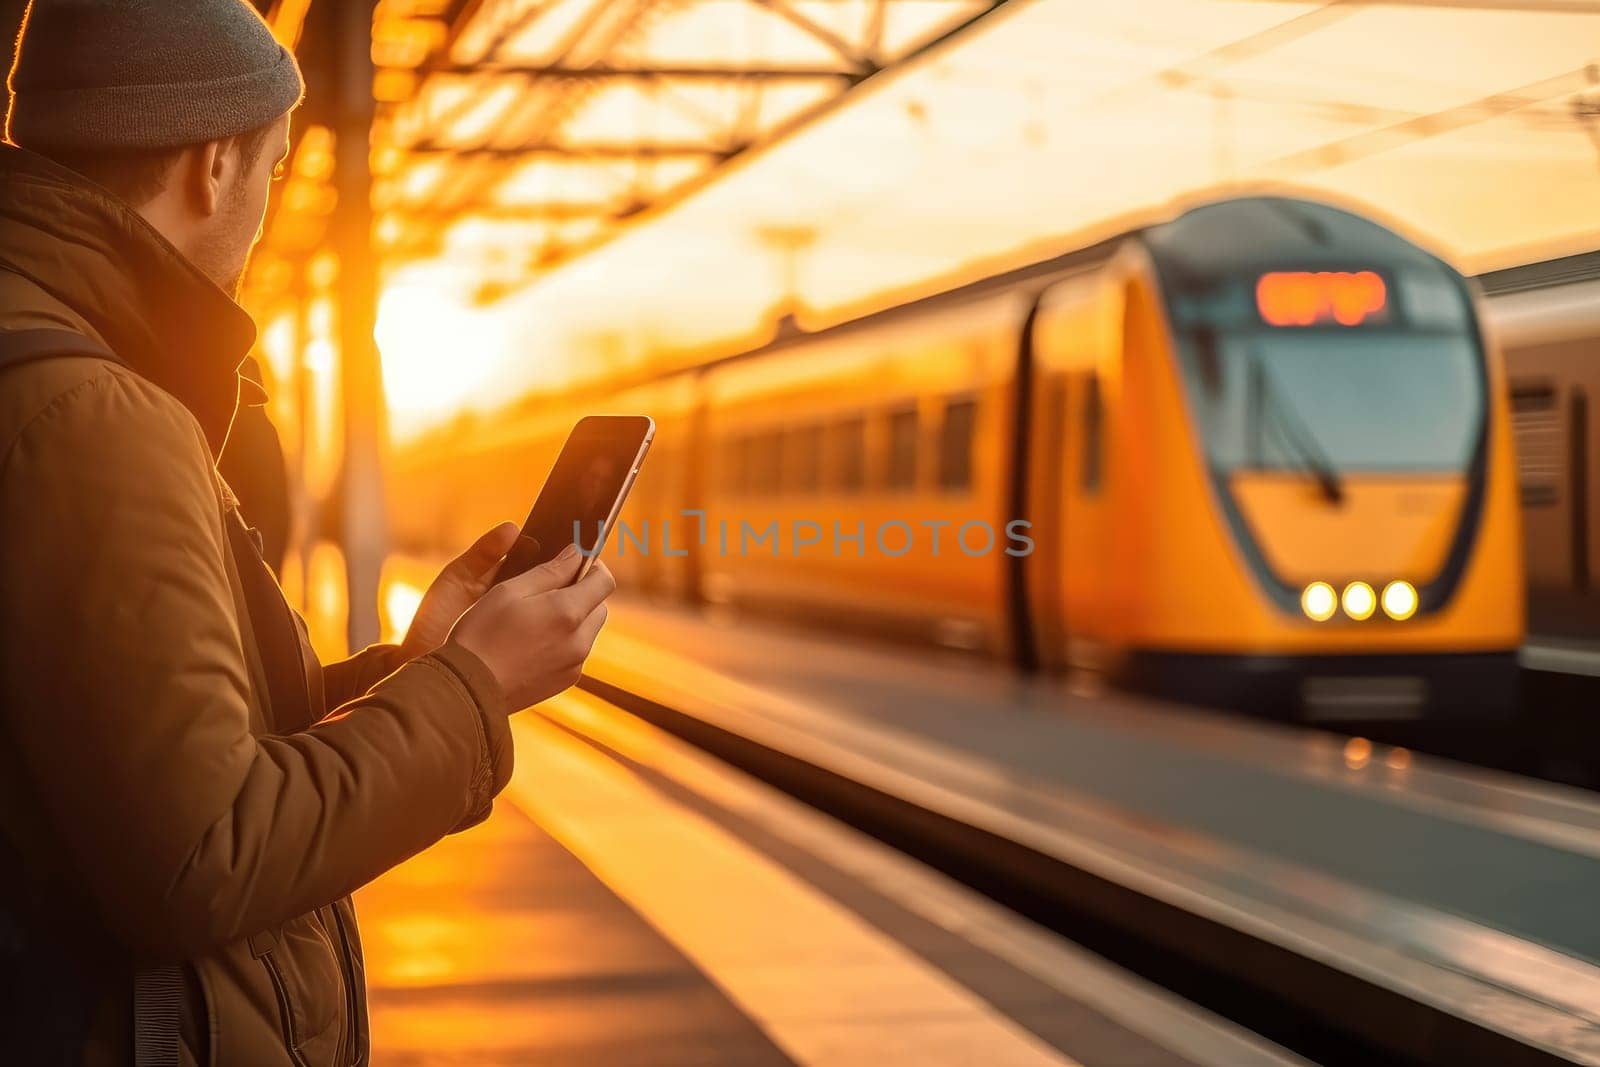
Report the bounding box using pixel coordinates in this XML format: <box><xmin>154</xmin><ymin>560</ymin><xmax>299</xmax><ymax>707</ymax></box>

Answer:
<box><xmin>354</xmin><ymin>682</ymin><xmax>1302</xmax><ymax>1067</ymax></box>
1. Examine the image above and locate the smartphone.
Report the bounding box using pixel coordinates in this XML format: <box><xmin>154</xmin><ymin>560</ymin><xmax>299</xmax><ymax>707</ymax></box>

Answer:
<box><xmin>494</xmin><ymin>415</ymin><xmax>655</xmax><ymax>585</ymax></box>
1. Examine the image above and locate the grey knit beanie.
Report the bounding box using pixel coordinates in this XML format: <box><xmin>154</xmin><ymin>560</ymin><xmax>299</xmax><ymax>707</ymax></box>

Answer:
<box><xmin>6</xmin><ymin>0</ymin><xmax>305</xmax><ymax>151</ymax></box>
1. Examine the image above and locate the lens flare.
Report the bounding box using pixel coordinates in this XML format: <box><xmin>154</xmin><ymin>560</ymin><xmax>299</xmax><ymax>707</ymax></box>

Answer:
<box><xmin>1341</xmin><ymin>581</ymin><xmax>1377</xmax><ymax>621</ymax></box>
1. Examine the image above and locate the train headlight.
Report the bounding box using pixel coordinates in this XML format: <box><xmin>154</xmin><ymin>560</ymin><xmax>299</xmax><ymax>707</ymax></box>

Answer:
<box><xmin>1381</xmin><ymin>580</ymin><xmax>1418</xmax><ymax>621</ymax></box>
<box><xmin>1301</xmin><ymin>581</ymin><xmax>1337</xmax><ymax>622</ymax></box>
<box><xmin>1341</xmin><ymin>581</ymin><xmax>1377</xmax><ymax>621</ymax></box>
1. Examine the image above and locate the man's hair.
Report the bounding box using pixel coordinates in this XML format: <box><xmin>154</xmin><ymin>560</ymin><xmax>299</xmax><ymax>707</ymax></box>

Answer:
<box><xmin>43</xmin><ymin>122</ymin><xmax>280</xmax><ymax>207</ymax></box>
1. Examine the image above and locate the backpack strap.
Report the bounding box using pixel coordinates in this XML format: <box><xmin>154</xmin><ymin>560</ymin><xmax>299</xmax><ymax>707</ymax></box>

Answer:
<box><xmin>0</xmin><ymin>328</ymin><xmax>184</xmax><ymax>1067</ymax></box>
<box><xmin>224</xmin><ymin>509</ymin><xmax>318</xmax><ymax>731</ymax></box>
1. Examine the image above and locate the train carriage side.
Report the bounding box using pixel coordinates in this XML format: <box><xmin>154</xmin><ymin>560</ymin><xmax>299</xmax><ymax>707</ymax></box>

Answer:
<box><xmin>604</xmin><ymin>372</ymin><xmax>703</xmax><ymax>599</ymax></box>
<box><xmin>390</xmin><ymin>384</ymin><xmax>653</xmax><ymax>593</ymax></box>
<box><xmin>388</xmin><ymin>398</ymin><xmax>581</xmax><ymax>559</ymax></box>
<box><xmin>389</xmin><ymin>374</ymin><xmax>703</xmax><ymax>600</ymax></box>
<box><xmin>696</xmin><ymin>289</ymin><xmax>1033</xmax><ymax>654</ymax></box>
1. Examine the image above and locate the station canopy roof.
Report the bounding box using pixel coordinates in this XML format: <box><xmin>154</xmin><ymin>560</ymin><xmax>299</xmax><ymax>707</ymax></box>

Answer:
<box><xmin>364</xmin><ymin>0</ymin><xmax>1600</xmax><ymax>434</ymax></box>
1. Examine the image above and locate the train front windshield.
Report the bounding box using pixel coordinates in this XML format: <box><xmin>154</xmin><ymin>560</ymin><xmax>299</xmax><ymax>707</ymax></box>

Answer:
<box><xmin>1170</xmin><ymin>268</ymin><xmax>1487</xmax><ymax>475</ymax></box>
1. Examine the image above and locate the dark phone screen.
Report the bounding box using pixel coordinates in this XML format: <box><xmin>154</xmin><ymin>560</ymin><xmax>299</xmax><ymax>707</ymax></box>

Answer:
<box><xmin>495</xmin><ymin>416</ymin><xmax>650</xmax><ymax>583</ymax></box>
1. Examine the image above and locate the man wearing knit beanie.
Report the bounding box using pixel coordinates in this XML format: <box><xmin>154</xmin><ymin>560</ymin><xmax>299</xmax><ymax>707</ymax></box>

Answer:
<box><xmin>8</xmin><ymin>0</ymin><xmax>305</xmax><ymax>292</ymax></box>
<box><xmin>0</xmin><ymin>3</ymin><xmax>615</xmax><ymax>1065</ymax></box>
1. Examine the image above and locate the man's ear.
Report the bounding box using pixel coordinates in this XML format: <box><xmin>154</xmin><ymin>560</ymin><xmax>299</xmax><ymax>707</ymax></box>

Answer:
<box><xmin>183</xmin><ymin>138</ymin><xmax>227</xmax><ymax>218</ymax></box>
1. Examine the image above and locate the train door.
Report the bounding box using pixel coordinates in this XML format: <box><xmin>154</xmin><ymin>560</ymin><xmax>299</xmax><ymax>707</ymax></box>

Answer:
<box><xmin>1016</xmin><ymin>306</ymin><xmax>1071</xmax><ymax>672</ymax></box>
<box><xmin>682</xmin><ymin>372</ymin><xmax>709</xmax><ymax>604</ymax></box>
<box><xmin>1023</xmin><ymin>265</ymin><xmax>1122</xmax><ymax>673</ymax></box>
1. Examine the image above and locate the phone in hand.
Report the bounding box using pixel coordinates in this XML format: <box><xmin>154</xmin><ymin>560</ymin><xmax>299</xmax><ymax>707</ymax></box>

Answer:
<box><xmin>494</xmin><ymin>415</ymin><xmax>655</xmax><ymax>585</ymax></box>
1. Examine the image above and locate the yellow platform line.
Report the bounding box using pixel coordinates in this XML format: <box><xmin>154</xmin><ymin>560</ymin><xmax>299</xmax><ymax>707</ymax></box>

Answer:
<box><xmin>504</xmin><ymin>694</ymin><xmax>1081</xmax><ymax>1067</ymax></box>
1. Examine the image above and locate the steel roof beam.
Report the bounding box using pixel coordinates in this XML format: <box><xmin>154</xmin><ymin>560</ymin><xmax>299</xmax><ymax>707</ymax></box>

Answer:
<box><xmin>382</xmin><ymin>200</ymin><xmax>631</xmax><ymax>221</ymax></box>
<box><xmin>403</xmin><ymin>142</ymin><xmax>735</xmax><ymax>159</ymax></box>
<box><xmin>428</xmin><ymin>63</ymin><xmax>860</xmax><ymax>80</ymax></box>
<box><xmin>374</xmin><ymin>0</ymin><xmax>1017</xmax><ymax>269</ymax></box>
<box><xmin>438</xmin><ymin>0</ymin><xmax>489</xmax><ymax>54</ymax></box>
<box><xmin>746</xmin><ymin>0</ymin><xmax>878</xmax><ymax>74</ymax></box>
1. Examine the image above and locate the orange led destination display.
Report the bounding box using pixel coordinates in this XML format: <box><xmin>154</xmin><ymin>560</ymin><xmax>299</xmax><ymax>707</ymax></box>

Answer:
<box><xmin>1256</xmin><ymin>270</ymin><xmax>1387</xmax><ymax>327</ymax></box>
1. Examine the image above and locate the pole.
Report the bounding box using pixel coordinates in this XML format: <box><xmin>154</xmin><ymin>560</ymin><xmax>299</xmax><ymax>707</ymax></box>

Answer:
<box><xmin>290</xmin><ymin>266</ymin><xmax>316</xmax><ymax>613</ymax></box>
<box><xmin>331</xmin><ymin>0</ymin><xmax>385</xmax><ymax>649</ymax></box>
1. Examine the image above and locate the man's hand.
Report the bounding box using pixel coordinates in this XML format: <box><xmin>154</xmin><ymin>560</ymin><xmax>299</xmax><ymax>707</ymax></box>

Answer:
<box><xmin>399</xmin><ymin>522</ymin><xmax>521</xmax><ymax>661</ymax></box>
<box><xmin>446</xmin><ymin>547</ymin><xmax>616</xmax><ymax>713</ymax></box>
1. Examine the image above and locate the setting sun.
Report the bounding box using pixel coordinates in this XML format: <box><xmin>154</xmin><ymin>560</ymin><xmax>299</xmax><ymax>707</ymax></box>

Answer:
<box><xmin>375</xmin><ymin>274</ymin><xmax>520</xmax><ymax>438</ymax></box>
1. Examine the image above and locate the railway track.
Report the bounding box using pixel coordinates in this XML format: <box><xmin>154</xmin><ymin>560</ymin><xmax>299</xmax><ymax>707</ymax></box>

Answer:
<box><xmin>571</xmin><ymin>611</ymin><xmax>1600</xmax><ymax>1067</ymax></box>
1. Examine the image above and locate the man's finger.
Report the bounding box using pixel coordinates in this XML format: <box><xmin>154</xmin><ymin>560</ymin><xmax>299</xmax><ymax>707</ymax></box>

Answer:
<box><xmin>573</xmin><ymin>599</ymin><xmax>609</xmax><ymax>652</ymax></box>
<box><xmin>551</xmin><ymin>559</ymin><xmax>616</xmax><ymax>617</ymax></box>
<box><xmin>503</xmin><ymin>544</ymin><xmax>584</xmax><ymax>597</ymax></box>
<box><xmin>450</xmin><ymin>521</ymin><xmax>520</xmax><ymax>581</ymax></box>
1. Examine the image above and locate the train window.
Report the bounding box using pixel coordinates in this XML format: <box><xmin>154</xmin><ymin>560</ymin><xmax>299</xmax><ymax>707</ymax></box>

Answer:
<box><xmin>749</xmin><ymin>430</ymin><xmax>783</xmax><ymax>495</ymax></box>
<box><xmin>885</xmin><ymin>406</ymin><xmax>919</xmax><ymax>491</ymax></box>
<box><xmin>1396</xmin><ymin>269</ymin><xmax>1471</xmax><ymax>330</ymax></box>
<box><xmin>828</xmin><ymin>416</ymin><xmax>866</xmax><ymax>492</ymax></box>
<box><xmin>1511</xmin><ymin>382</ymin><xmax>1561</xmax><ymax>508</ymax></box>
<box><xmin>1175</xmin><ymin>330</ymin><xmax>1482</xmax><ymax>473</ymax></box>
<box><xmin>939</xmin><ymin>396</ymin><xmax>978</xmax><ymax>491</ymax></box>
<box><xmin>785</xmin><ymin>424</ymin><xmax>824</xmax><ymax>493</ymax></box>
<box><xmin>729</xmin><ymin>434</ymin><xmax>755</xmax><ymax>495</ymax></box>
<box><xmin>1081</xmin><ymin>374</ymin><xmax>1104</xmax><ymax>493</ymax></box>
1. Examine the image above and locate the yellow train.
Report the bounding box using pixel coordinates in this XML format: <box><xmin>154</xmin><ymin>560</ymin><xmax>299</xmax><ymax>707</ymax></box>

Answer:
<box><xmin>392</xmin><ymin>195</ymin><xmax>1525</xmax><ymax>718</ymax></box>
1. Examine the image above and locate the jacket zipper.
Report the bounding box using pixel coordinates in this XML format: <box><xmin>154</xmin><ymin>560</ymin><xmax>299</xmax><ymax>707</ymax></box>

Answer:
<box><xmin>329</xmin><ymin>904</ymin><xmax>364</xmax><ymax>1065</ymax></box>
<box><xmin>260</xmin><ymin>950</ymin><xmax>313</xmax><ymax>1067</ymax></box>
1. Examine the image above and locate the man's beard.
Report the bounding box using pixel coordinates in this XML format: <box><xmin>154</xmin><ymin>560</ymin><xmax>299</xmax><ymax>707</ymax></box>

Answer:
<box><xmin>221</xmin><ymin>257</ymin><xmax>248</xmax><ymax>300</ymax></box>
<box><xmin>192</xmin><ymin>195</ymin><xmax>255</xmax><ymax>299</ymax></box>
<box><xmin>196</xmin><ymin>243</ymin><xmax>250</xmax><ymax>299</ymax></box>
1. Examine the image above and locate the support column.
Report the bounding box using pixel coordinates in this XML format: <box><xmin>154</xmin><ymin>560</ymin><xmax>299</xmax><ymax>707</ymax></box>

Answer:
<box><xmin>330</xmin><ymin>0</ymin><xmax>385</xmax><ymax>649</ymax></box>
<box><xmin>290</xmin><ymin>266</ymin><xmax>316</xmax><ymax>613</ymax></box>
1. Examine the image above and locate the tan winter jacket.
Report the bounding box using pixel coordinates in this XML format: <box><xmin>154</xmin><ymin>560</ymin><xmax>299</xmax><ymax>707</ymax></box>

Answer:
<box><xmin>0</xmin><ymin>144</ymin><xmax>512</xmax><ymax>1065</ymax></box>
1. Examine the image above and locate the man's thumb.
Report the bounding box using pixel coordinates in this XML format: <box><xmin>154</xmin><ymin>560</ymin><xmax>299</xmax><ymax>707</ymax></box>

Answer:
<box><xmin>454</xmin><ymin>521</ymin><xmax>520</xmax><ymax>578</ymax></box>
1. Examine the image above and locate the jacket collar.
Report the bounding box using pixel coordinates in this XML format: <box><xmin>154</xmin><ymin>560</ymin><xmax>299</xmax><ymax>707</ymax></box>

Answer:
<box><xmin>0</xmin><ymin>144</ymin><xmax>257</xmax><ymax>452</ymax></box>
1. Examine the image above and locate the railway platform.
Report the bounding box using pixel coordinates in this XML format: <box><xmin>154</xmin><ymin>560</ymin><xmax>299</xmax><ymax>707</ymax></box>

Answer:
<box><xmin>354</xmin><ymin>683</ymin><xmax>1300</xmax><ymax>1066</ymax></box>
